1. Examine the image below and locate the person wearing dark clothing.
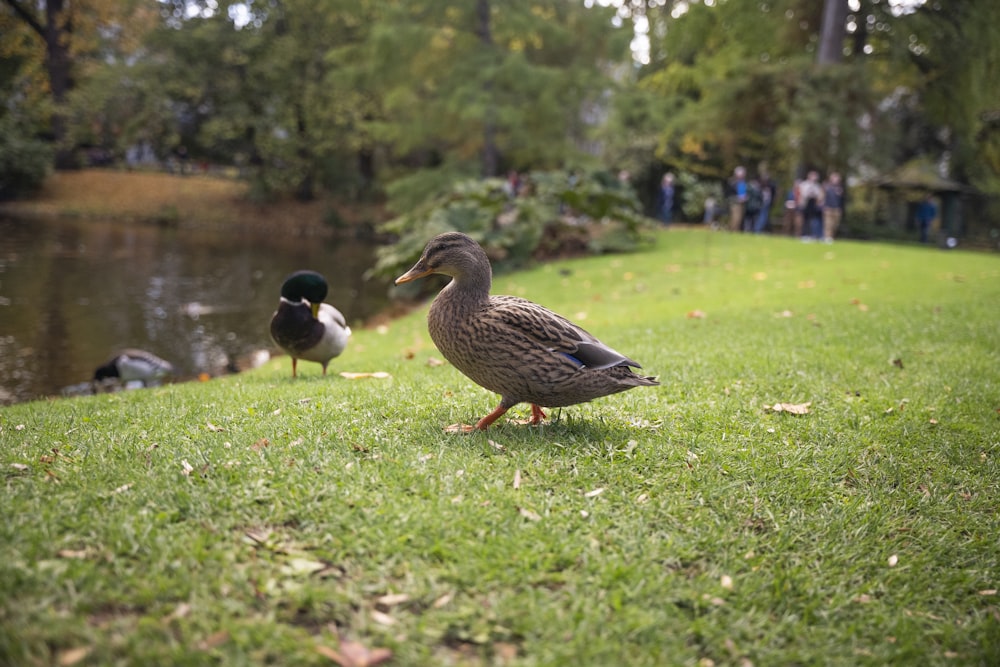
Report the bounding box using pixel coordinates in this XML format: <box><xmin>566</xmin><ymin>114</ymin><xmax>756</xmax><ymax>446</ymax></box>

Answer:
<box><xmin>822</xmin><ymin>172</ymin><xmax>845</xmax><ymax>243</ymax></box>
<box><xmin>916</xmin><ymin>195</ymin><xmax>937</xmax><ymax>243</ymax></box>
<box><xmin>658</xmin><ymin>173</ymin><xmax>675</xmax><ymax>225</ymax></box>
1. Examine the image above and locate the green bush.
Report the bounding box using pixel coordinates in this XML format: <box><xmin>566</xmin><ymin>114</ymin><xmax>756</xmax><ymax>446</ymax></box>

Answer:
<box><xmin>372</xmin><ymin>169</ymin><xmax>657</xmax><ymax>285</ymax></box>
<box><xmin>0</xmin><ymin>115</ymin><xmax>52</xmax><ymax>200</ymax></box>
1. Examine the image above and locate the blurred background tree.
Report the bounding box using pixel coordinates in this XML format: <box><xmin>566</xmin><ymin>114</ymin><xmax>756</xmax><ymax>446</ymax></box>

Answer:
<box><xmin>2</xmin><ymin>0</ymin><xmax>997</xmax><ymax>227</ymax></box>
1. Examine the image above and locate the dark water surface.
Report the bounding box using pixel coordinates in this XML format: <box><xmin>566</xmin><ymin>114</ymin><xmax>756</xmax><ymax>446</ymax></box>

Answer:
<box><xmin>0</xmin><ymin>215</ymin><xmax>391</xmax><ymax>404</ymax></box>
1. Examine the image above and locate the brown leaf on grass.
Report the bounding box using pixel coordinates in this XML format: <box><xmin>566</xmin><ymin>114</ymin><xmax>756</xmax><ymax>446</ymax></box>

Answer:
<box><xmin>57</xmin><ymin>646</ymin><xmax>92</xmax><ymax>666</ymax></box>
<box><xmin>978</xmin><ymin>589</ymin><xmax>998</xmax><ymax>596</ymax></box>
<box><xmin>206</xmin><ymin>421</ymin><xmax>225</xmax><ymax>432</ymax></box>
<box><xmin>252</xmin><ymin>438</ymin><xmax>270</xmax><ymax>452</ymax></box>
<box><xmin>197</xmin><ymin>630</ymin><xmax>230</xmax><ymax>651</ymax></box>
<box><xmin>370</xmin><ymin>610</ymin><xmax>396</xmax><ymax>626</ymax></box>
<box><xmin>518</xmin><ymin>507</ymin><xmax>542</xmax><ymax>522</ymax></box>
<box><xmin>892</xmin><ymin>358</ymin><xmax>904</xmax><ymax>369</ymax></box>
<box><xmin>317</xmin><ymin>639</ymin><xmax>393</xmax><ymax>667</ymax></box>
<box><xmin>10</xmin><ymin>463</ymin><xmax>29</xmax><ymax>471</ymax></box>
<box><xmin>764</xmin><ymin>402</ymin><xmax>812</xmax><ymax>415</ymax></box>
<box><xmin>427</xmin><ymin>357</ymin><xmax>445</xmax><ymax>367</ymax></box>
<box><xmin>339</xmin><ymin>371</ymin><xmax>391</xmax><ymax>380</ymax></box>
<box><xmin>163</xmin><ymin>602</ymin><xmax>192</xmax><ymax>621</ymax></box>
<box><xmin>432</xmin><ymin>591</ymin><xmax>455</xmax><ymax>608</ymax></box>
<box><xmin>181</xmin><ymin>459</ymin><xmax>194</xmax><ymax>475</ymax></box>
<box><xmin>375</xmin><ymin>593</ymin><xmax>410</xmax><ymax>608</ymax></box>
<box><xmin>495</xmin><ymin>642</ymin><xmax>518</xmax><ymax>662</ymax></box>
<box><xmin>443</xmin><ymin>423</ymin><xmax>475</xmax><ymax>434</ymax></box>
<box><xmin>687</xmin><ymin>309</ymin><xmax>707</xmax><ymax>319</ymax></box>
<box><xmin>57</xmin><ymin>549</ymin><xmax>91</xmax><ymax>559</ymax></box>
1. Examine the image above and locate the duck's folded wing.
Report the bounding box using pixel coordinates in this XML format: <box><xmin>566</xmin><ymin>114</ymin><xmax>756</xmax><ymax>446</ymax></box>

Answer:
<box><xmin>487</xmin><ymin>296</ymin><xmax>642</xmax><ymax>370</ymax></box>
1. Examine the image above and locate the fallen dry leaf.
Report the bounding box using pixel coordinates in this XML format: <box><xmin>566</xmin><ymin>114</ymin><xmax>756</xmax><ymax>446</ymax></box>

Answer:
<box><xmin>370</xmin><ymin>610</ymin><xmax>396</xmax><ymax>626</ymax></box>
<box><xmin>892</xmin><ymin>358</ymin><xmax>905</xmax><ymax>369</ymax></box>
<box><xmin>584</xmin><ymin>487</ymin><xmax>605</xmax><ymax>498</ymax></box>
<box><xmin>317</xmin><ymin>639</ymin><xmax>393</xmax><ymax>667</ymax></box>
<box><xmin>513</xmin><ymin>469</ymin><xmax>521</xmax><ymax>490</ymax></box>
<box><xmin>180</xmin><ymin>459</ymin><xmax>194</xmax><ymax>475</ymax></box>
<box><xmin>764</xmin><ymin>402</ymin><xmax>812</xmax><ymax>415</ymax></box>
<box><xmin>57</xmin><ymin>646</ymin><xmax>92</xmax><ymax>666</ymax></box>
<box><xmin>432</xmin><ymin>591</ymin><xmax>455</xmax><ymax>608</ymax></box>
<box><xmin>687</xmin><ymin>309</ymin><xmax>707</xmax><ymax>319</ymax></box>
<box><xmin>206</xmin><ymin>421</ymin><xmax>225</xmax><ymax>432</ymax></box>
<box><xmin>518</xmin><ymin>507</ymin><xmax>542</xmax><ymax>522</ymax></box>
<box><xmin>978</xmin><ymin>589</ymin><xmax>997</xmax><ymax>596</ymax></box>
<box><xmin>375</xmin><ymin>593</ymin><xmax>410</xmax><ymax>607</ymax></box>
<box><xmin>57</xmin><ymin>549</ymin><xmax>90</xmax><ymax>559</ymax></box>
<box><xmin>444</xmin><ymin>423</ymin><xmax>475</xmax><ymax>434</ymax></box>
<box><xmin>252</xmin><ymin>438</ymin><xmax>270</xmax><ymax>452</ymax></box>
<box><xmin>339</xmin><ymin>371</ymin><xmax>391</xmax><ymax>380</ymax></box>
<box><xmin>427</xmin><ymin>357</ymin><xmax>445</xmax><ymax>367</ymax></box>
<box><xmin>10</xmin><ymin>463</ymin><xmax>29</xmax><ymax>471</ymax></box>
<box><xmin>197</xmin><ymin>630</ymin><xmax>230</xmax><ymax>651</ymax></box>
<box><xmin>163</xmin><ymin>602</ymin><xmax>192</xmax><ymax>621</ymax></box>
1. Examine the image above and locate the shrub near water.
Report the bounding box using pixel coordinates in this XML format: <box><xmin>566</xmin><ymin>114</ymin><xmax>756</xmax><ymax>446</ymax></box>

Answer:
<box><xmin>1</xmin><ymin>230</ymin><xmax>998</xmax><ymax>666</ymax></box>
<box><xmin>373</xmin><ymin>169</ymin><xmax>657</xmax><ymax>284</ymax></box>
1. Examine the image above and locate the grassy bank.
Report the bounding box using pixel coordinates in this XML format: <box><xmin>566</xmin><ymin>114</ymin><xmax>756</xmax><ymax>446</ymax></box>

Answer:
<box><xmin>0</xmin><ymin>169</ymin><xmax>380</xmax><ymax>234</ymax></box>
<box><xmin>2</xmin><ymin>230</ymin><xmax>998</xmax><ymax>666</ymax></box>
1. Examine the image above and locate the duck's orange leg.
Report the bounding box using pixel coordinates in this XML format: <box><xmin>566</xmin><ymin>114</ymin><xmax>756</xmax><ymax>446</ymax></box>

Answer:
<box><xmin>529</xmin><ymin>404</ymin><xmax>547</xmax><ymax>425</ymax></box>
<box><xmin>473</xmin><ymin>403</ymin><xmax>511</xmax><ymax>431</ymax></box>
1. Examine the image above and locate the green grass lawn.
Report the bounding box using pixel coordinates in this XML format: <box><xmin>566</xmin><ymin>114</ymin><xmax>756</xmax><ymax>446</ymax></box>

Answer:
<box><xmin>2</xmin><ymin>230</ymin><xmax>998</xmax><ymax>666</ymax></box>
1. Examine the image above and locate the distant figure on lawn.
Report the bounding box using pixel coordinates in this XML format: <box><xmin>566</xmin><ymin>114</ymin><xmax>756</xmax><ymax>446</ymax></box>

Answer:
<box><xmin>916</xmin><ymin>195</ymin><xmax>938</xmax><ymax>243</ymax></box>
<box><xmin>822</xmin><ymin>172</ymin><xmax>845</xmax><ymax>243</ymax></box>
<box><xmin>798</xmin><ymin>170</ymin><xmax>824</xmax><ymax>241</ymax></box>
<box><xmin>728</xmin><ymin>166</ymin><xmax>748</xmax><ymax>232</ymax></box>
<box><xmin>658</xmin><ymin>172</ymin><xmax>676</xmax><ymax>225</ymax></box>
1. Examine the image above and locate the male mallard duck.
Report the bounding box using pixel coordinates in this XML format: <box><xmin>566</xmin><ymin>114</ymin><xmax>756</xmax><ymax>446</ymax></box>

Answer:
<box><xmin>395</xmin><ymin>232</ymin><xmax>659</xmax><ymax>430</ymax></box>
<box><xmin>93</xmin><ymin>349</ymin><xmax>175</xmax><ymax>387</ymax></box>
<box><xmin>270</xmin><ymin>270</ymin><xmax>351</xmax><ymax>377</ymax></box>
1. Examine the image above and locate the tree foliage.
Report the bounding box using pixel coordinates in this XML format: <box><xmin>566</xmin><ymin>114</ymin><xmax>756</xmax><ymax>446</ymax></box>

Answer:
<box><xmin>2</xmin><ymin>0</ymin><xmax>997</xmax><ymax>217</ymax></box>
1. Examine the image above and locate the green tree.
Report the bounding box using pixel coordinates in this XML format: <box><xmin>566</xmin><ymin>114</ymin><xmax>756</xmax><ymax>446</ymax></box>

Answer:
<box><xmin>368</xmin><ymin>0</ymin><xmax>628</xmax><ymax>207</ymax></box>
<box><xmin>1</xmin><ymin>0</ymin><xmax>154</xmax><ymax>168</ymax></box>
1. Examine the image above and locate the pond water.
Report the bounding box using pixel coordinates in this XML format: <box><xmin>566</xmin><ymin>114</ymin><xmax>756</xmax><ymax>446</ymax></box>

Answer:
<box><xmin>0</xmin><ymin>214</ymin><xmax>393</xmax><ymax>405</ymax></box>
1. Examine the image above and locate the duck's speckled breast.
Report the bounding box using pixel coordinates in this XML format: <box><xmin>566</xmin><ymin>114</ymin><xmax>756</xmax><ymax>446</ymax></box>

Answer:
<box><xmin>427</xmin><ymin>286</ymin><xmax>625</xmax><ymax>407</ymax></box>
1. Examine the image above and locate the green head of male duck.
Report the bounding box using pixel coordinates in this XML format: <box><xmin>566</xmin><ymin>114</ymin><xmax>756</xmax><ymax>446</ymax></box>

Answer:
<box><xmin>280</xmin><ymin>270</ymin><xmax>328</xmax><ymax>316</ymax></box>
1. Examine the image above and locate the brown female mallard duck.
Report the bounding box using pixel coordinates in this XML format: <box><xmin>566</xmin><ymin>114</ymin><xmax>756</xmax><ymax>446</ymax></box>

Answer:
<box><xmin>395</xmin><ymin>232</ymin><xmax>658</xmax><ymax>430</ymax></box>
<box><xmin>270</xmin><ymin>270</ymin><xmax>351</xmax><ymax>377</ymax></box>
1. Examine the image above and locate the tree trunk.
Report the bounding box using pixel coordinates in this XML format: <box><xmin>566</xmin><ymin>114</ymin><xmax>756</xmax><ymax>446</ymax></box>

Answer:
<box><xmin>817</xmin><ymin>0</ymin><xmax>848</xmax><ymax>65</ymax></box>
<box><xmin>475</xmin><ymin>0</ymin><xmax>499</xmax><ymax>178</ymax></box>
<box><xmin>45</xmin><ymin>0</ymin><xmax>75</xmax><ymax>167</ymax></box>
<box><xmin>4</xmin><ymin>0</ymin><xmax>76</xmax><ymax>167</ymax></box>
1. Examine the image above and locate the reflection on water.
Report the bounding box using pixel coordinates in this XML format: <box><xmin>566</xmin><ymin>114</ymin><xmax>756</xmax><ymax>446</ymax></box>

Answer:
<box><xmin>0</xmin><ymin>215</ymin><xmax>391</xmax><ymax>404</ymax></box>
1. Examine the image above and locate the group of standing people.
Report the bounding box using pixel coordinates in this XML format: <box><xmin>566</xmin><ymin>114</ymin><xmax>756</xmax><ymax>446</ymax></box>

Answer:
<box><xmin>725</xmin><ymin>166</ymin><xmax>778</xmax><ymax>234</ymax></box>
<box><xmin>725</xmin><ymin>166</ymin><xmax>845</xmax><ymax>243</ymax></box>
